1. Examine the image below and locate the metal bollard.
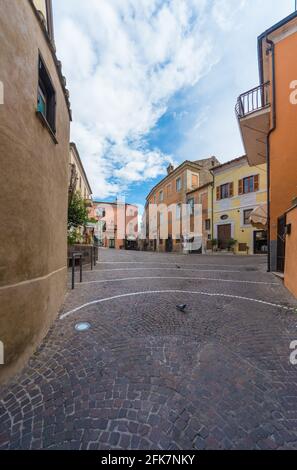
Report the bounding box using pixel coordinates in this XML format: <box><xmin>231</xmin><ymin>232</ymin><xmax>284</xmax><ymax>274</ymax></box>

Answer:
<box><xmin>71</xmin><ymin>252</ymin><xmax>83</xmax><ymax>289</ymax></box>
<box><xmin>72</xmin><ymin>253</ymin><xmax>75</xmax><ymax>290</ymax></box>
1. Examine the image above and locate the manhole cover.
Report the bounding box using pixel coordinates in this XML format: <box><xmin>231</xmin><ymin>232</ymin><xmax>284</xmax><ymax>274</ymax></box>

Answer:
<box><xmin>75</xmin><ymin>322</ymin><xmax>91</xmax><ymax>332</ymax></box>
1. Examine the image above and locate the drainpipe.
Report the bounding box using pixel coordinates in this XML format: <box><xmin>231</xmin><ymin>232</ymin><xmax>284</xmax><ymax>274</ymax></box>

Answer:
<box><xmin>210</xmin><ymin>170</ymin><xmax>214</xmax><ymax>241</ymax></box>
<box><xmin>265</xmin><ymin>35</ymin><xmax>276</xmax><ymax>272</ymax></box>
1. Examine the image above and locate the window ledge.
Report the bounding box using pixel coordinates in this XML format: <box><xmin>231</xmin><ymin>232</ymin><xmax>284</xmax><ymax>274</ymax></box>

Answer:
<box><xmin>36</xmin><ymin>111</ymin><xmax>58</xmax><ymax>144</ymax></box>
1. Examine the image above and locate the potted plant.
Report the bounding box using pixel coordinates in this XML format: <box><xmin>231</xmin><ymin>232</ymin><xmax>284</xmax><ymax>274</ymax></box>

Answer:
<box><xmin>211</xmin><ymin>238</ymin><xmax>218</xmax><ymax>252</ymax></box>
<box><xmin>227</xmin><ymin>238</ymin><xmax>237</xmax><ymax>253</ymax></box>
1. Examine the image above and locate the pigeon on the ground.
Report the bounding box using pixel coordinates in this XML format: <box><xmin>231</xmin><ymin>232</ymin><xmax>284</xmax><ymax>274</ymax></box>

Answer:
<box><xmin>176</xmin><ymin>304</ymin><xmax>187</xmax><ymax>312</ymax></box>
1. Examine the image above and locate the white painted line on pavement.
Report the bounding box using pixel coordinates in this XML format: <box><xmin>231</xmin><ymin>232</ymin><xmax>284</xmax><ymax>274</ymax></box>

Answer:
<box><xmin>78</xmin><ymin>276</ymin><xmax>278</xmax><ymax>287</ymax></box>
<box><xmin>60</xmin><ymin>290</ymin><xmax>296</xmax><ymax>320</ymax></box>
<box><xmin>96</xmin><ymin>261</ymin><xmax>254</xmax><ymax>268</ymax></box>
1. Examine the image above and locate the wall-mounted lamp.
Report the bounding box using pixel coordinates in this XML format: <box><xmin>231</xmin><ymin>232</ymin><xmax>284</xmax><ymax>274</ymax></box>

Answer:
<box><xmin>285</xmin><ymin>224</ymin><xmax>292</xmax><ymax>236</ymax></box>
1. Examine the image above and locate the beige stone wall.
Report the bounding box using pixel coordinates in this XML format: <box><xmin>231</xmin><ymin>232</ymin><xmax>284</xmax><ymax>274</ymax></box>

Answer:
<box><xmin>69</xmin><ymin>146</ymin><xmax>92</xmax><ymax>200</ymax></box>
<box><xmin>0</xmin><ymin>0</ymin><xmax>70</xmax><ymax>383</ymax></box>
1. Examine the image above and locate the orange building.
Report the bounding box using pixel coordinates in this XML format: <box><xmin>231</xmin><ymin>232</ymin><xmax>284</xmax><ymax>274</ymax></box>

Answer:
<box><xmin>236</xmin><ymin>11</ymin><xmax>297</xmax><ymax>297</ymax></box>
<box><xmin>92</xmin><ymin>202</ymin><xmax>138</xmax><ymax>250</ymax></box>
<box><xmin>144</xmin><ymin>158</ymin><xmax>219</xmax><ymax>252</ymax></box>
<box><xmin>186</xmin><ymin>183</ymin><xmax>212</xmax><ymax>253</ymax></box>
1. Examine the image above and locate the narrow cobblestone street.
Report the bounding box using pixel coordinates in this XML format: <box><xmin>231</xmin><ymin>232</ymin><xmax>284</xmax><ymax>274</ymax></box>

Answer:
<box><xmin>1</xmin><ymin>250</ymin><xmax>297</xmax><ymax>450</ymax></box>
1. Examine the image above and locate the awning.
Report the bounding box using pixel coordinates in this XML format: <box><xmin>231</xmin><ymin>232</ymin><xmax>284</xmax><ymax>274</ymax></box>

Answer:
<box><xmin>249</xmin><ymin>203</ymin><xmax>268</xmax><ymax>229</ymax></box>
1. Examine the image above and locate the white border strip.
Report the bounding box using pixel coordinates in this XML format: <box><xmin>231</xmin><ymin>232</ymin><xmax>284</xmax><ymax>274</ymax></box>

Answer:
<box><xmin>78</xmin><ymin>276</ymin><xmax>278</xmax><ymax>287</ymax></box>
<box><xmin>60</xmin><ymin>290</ymin><xmax>297</xmax><ymax>320</ymax></box>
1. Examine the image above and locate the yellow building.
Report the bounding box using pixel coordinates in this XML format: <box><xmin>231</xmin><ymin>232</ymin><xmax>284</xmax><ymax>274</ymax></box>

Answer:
<box><xmin>212</xmin><ymin>156</ymin><xmax>267</xmax><ymax>255</ymax></box>
<box><xmin>69</xmin><ymin>142</ymin><xmax>92</xmax><ymax>202</ymax></box>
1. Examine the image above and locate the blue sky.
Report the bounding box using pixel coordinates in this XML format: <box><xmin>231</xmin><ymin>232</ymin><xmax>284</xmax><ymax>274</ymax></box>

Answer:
<box><xmin>53</xmin><ymin>0</ymin><xmax>294</xmax><ymax>211</ymax></box>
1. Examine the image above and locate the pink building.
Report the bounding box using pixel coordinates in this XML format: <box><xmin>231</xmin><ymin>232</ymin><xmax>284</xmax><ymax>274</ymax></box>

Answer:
<box><xmin>92</xmin><ymin>202</ymin><xmax>138</xmax><ymax>250</ymax></box>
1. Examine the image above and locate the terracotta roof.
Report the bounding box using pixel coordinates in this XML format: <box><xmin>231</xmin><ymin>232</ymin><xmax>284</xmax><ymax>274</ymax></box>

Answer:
<box><xmin>92</xmin><ymin>201</ymin><xmax>137</xmax><ymax>208</ymax></box>
<box><xmin>186</xmin><ymin>182</ymin><xmax>212</xmax><ymax>195</ymax></box>
<box><xmin>211</xmin><ymin>155</ymin><xmax>247</xmax><ymax>172</ymax></box>
<box><xmin>146</xmin><ymin>160</ymin><xmax>203</xmax><ymax>201</ymax></box>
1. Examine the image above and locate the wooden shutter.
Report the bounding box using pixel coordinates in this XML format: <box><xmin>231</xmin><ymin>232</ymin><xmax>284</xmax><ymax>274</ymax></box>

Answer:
<box><xmin>216</xmin><ymin>186</ymin><xmax>221</xmax><ymax>200</ymax></box>
<box><xmin>254</xmin><ymin>174</ymin><xmax>259</xmax><ymax>192</ymax></box>
<box><xmin>229</xmin><ymin>182</ymin><xmax>234</xmax><ymax>197</ymax></box>
<box><xmin>238</xmin><ymin>179</ymin><xmax>243</xmax><ymax>195</ymax></box>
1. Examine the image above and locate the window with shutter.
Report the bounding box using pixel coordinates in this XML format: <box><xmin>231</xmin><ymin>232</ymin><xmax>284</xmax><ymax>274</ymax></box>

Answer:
<box><xmin>238</xmin><ymin>179</ymin><xmax>243</xmax><ymax>195</ymax></box>
<box><xmin>216</xmin><ymin>187</ymin><xmax>220</xmax><ymax>200</ymax></box>
<box><xmin>191</xmin><ymin>174</ymin><xmax>198</xmax><ymax>188</ymax></box>
<box><xmin>254</xmin><ymin>174</ymin><xmax>260</xmax><ymax>191</ymax></box>
<box><xmin>229</xmin><ymin>182</ymin><xmax>234</xmax><ymax>197</ymax></box>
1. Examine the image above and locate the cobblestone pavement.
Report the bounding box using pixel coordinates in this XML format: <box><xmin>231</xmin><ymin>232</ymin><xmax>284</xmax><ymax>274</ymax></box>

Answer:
<box><xmin>1</xmin><ymin>250</ymin><xmax>297</xmax><ymax>450</ymax></box>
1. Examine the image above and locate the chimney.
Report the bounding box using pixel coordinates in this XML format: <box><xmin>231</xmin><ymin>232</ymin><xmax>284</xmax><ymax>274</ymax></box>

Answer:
<box><xmin>167</xmin><ymin>164</ymin><xmax>174</xmax><ymax>175</ymax></box>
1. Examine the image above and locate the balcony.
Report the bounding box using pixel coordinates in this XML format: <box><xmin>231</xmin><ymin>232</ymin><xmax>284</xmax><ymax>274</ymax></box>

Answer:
<box><xmin>236</xmin><ymin>82</ymin><xmax>271</xmax><ymax>166</ymax></box>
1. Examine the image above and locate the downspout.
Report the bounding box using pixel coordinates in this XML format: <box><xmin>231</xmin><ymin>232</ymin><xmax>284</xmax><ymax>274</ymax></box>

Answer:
<box><xmin>210</xmin><ymin>170</ymin><xmax>214</xmax><ymax>242</ymax></box>
<box><xmin>265</xmin><ymin>35</ymin><xmax>276</xmax><ymax>272</ymax></box>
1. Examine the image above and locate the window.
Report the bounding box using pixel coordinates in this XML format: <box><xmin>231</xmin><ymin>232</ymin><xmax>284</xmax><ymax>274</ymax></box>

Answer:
<box><xmin>238</xmin><ymin>243</ymin><xmax>248</xmax><ymax>252</ymax></box>
<box><xmin>239</xmin><ymin>175</ymin><xmax>259</xmax><ymax>195</ymax></box>
<box><xmin>37</xmin><ymin>55</ymin><xmax>56</xmax><ymax>134</ymax></box>
<box><xmin>176</xmin><ymin>177</ymin><xmax>182</xmax><ymax>192</ymax></box>
<box><xmin>216</xmin><ymin>182</ymin><xmax>234</xmax><ymax>200</ymax></box>
<box><xmin>243</xmin><ymin>209</ymin><xmax>253</xmax><ymax>225</ymax></box>
<box><xmin>205</xmin><ymin>219</ymin><xmax>211</xmax><ymax>231</ymax></box>
<box><xmin>191</xmin><ymin>174</ymin><xmax>198</xmax><ymax>188</ymax></box>
<box><xmin>129</xmin><ymin>222</ymin><xmax>134</xmax><ymax>234</ymax></box>
<box><xmin>188</xmin><ymin>198</ymin><xmax>194</xmax><ymax>215</ymax></box>
<box><xmin>176</xmin><ymin>204</ymin><xmax>181</xmax><ymax>220</ymax></box>
<box><xmin>159</xmin><ymin>190</ymin><xmax>164</xmax><ymax>202</ymax></box>
<box><xmin>96</xmin><ymin>207</ymin><xmax>106</xmax><ymax>218</ymax></box>
<box><xmin>167</xmin><ymin>184</ymin><xmax>172</xmax><ymax>196</ymax></box>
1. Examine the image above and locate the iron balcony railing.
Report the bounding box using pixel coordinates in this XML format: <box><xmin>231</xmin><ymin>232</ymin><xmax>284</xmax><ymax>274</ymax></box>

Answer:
<box><xmin>235</xmin><ymin>82</ymin><xmax>270</xmax><ymax>118</ymax></box>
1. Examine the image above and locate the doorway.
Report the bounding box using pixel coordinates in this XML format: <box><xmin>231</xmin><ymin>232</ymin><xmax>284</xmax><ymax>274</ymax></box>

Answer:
<box><xmin>253</xmin><ymin>230</ymin><xmax>268</xmax><ymax>254</ymax></box>
<box><xmin>109</xmin><ymin>239</ymin><xmax>115</xmax><ymax>249</ymax></box>
<box><xmin>217</xmin><ymin>224</ymin><xmax>231</xmax><ymax>250</ymax></box>
<box><xmin>166</xmin><ymin>235</ymin><xmax>173</xmax><ymax>252</ymax></box>
<box><xmin>277</xmin><ymin>215</ymin><xmax>286</xmax><ymax>272</ymax></box>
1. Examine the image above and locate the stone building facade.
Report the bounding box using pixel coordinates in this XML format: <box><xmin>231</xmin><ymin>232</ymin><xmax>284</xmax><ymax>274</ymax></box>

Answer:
<box><xmin>0</xmin><ymin>0</ymin><xmax>71</xmax><ymax>382</ymax></box>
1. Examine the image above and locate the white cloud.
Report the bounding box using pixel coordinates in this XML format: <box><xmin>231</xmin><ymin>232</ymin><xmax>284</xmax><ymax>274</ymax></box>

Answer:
<box><xmin>212</xmin><ymin>0</ymin><xmax>247</xmax><ymax>32</ymax></box>
<box><xmin>53</xmin><ymin>0</ymin><xmax>222</xmax><ymax>198</ymax></box>
<box><xmin>53</xmin><ymin>0</ymin><xmax>292</xmax><ymax>200</ymax></box>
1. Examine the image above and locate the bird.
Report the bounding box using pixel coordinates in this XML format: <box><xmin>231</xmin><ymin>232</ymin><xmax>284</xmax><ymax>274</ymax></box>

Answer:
<box><xmin>176</xmin><ymin>304</ymin><xmax>187</xmax><ymax>312</ymax></box>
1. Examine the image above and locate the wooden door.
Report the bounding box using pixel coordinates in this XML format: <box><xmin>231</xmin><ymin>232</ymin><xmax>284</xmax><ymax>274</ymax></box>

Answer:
<box><xmin>217</xmin><ymin>224</ymin><xmax>231</xmax><ymax>250</ymax></box>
